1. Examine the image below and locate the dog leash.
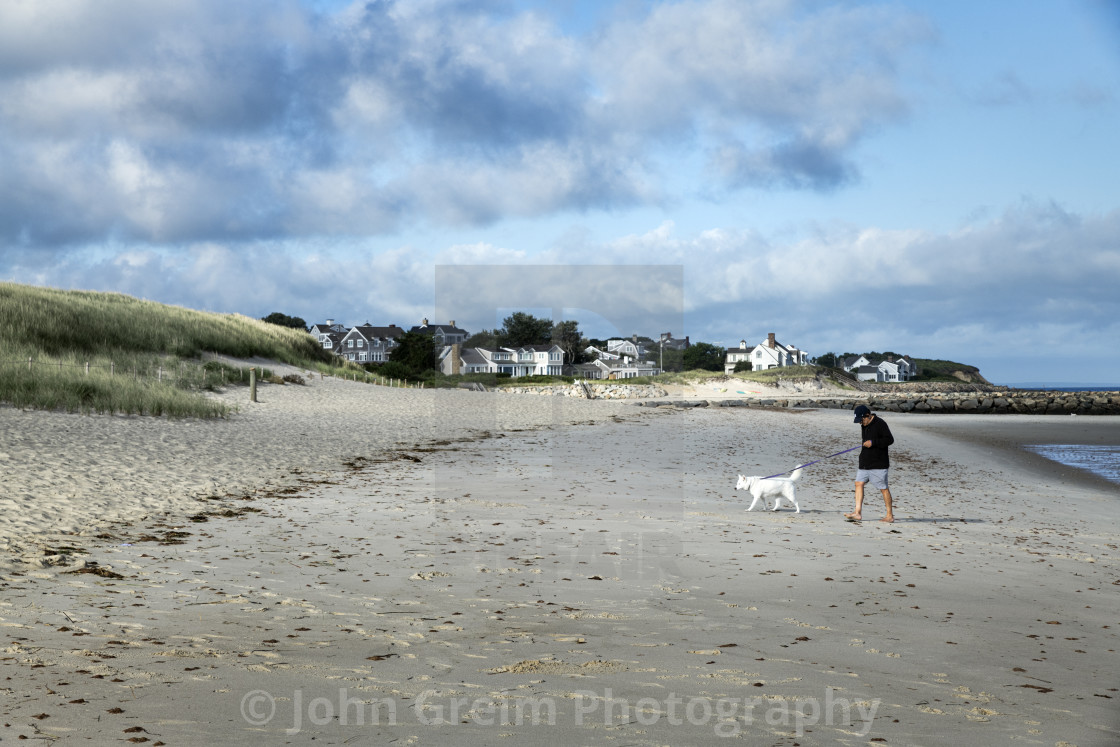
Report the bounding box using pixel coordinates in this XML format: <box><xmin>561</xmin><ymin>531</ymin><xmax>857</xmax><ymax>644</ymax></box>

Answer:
<box><xmin>762</xmin><ymin>445</ymin><xmax>861</xmax><ymax>479</ymax></box>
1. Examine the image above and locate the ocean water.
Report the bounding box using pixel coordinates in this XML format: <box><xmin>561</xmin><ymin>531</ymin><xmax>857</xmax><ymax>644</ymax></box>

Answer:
<box><xmin>1006</xmin><ymin>385</ymin><xmax>1119</xmax><ymax>392</ymax></box>
<box><xmin>1024</xmin><ymin>444</ymin><xmax>1120</xmax><ymax>486</ymax></box>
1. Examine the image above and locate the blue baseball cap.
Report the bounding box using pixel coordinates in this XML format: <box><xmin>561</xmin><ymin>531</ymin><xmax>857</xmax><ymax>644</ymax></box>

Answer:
<box><xmin>853</xmin><ymin>405</ymin><xmax>871</xmax><ymax>422</ymax></box>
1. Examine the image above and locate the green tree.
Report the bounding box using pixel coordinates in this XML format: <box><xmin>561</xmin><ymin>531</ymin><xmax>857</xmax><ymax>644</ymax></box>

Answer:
<box><xmin>261</xmin><ymin>312</ymin><xmax>308</xmax><ymax>331</ymax></box>
<box><xmin>733</xmin><ymin>360</ymin><xmax>753</xmax><ymax>373</ymax></box>
<box><xmin>373</xmin><ymin>360</ymin><xmax>413</xmax><ymax>381</ymax></box>
<box><xmin>498</xmin><ymin>312</ymin><xmax>552</xmax><ymax>347</ymax></box>
<box><xmin>682</xmin><ymin>341</ymin><xmax>725</xmax><ymax>372</ymax></box>
<box><xmin>463</xmin><ymin>329</ymin><xmax>500</xmax><ymax>348</ymax></box>
<box><xmin>389</xmin><ymin>331</ymin><xmax>436</xmax><ymax>373</ymax></box>
<box><xmin>551</xmin><ymin>320</ymin><xmax>586</xmax><ymax>364</ymax></box>
<box><xmin>658</xmin><ymin>346</ymin><xmax>684</xmax><ymax>372</ymax></box>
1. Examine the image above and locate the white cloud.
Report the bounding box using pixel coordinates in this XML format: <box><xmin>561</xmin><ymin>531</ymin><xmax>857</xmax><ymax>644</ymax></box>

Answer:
<box><xmin>0</xmin><ymin>0</ymin><xmax>927</xmax><ymax>248</ymax></box>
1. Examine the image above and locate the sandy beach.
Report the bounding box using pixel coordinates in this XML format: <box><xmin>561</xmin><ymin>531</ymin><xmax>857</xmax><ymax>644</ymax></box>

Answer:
<box><xmin>1</xmin><ymin>372</ymin><xmax>1118</xmax><ymax>745</ymax></box>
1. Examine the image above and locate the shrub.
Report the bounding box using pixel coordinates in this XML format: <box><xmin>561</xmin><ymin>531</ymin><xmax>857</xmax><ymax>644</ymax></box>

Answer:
<box><xmin>375</xmin><ymin>361</ymin><xmax>412</xmax><ymax>381</ymax></box>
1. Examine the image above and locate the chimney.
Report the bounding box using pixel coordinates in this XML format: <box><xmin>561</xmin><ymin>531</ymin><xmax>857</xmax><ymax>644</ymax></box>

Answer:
<box><xmin>768</xmin><ymin>333</ymin><xmax>776</xmax><ymax>348</ymax></box>
<box><xmin>451</xmin><ymin>343</ymin><xmax>461</xmax><ymax>375</ymax></box>
<box><xmin>632</xmin><ymin>334</ymin><xmax>637</xmax><ymax>342</ymax></box>
<box><xmin>326</xmin><ymin>319</ymin><xmax>333</xmax><ymax>326</ymax></box>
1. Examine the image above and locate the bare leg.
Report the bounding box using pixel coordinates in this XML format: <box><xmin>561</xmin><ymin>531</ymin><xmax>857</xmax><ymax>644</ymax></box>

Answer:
<box><xmin>846</xmin><ymin>482</ymin><xmax>865</xmax><ymax>520</ymax></box>
<box><xmin>879</xmin><ymin>488</ymin><xmax>895</xmax><ymax>523</ymax></box>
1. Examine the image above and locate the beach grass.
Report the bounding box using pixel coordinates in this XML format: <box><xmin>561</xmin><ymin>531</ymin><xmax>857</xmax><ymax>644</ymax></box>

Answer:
<box><xmin>0</xmin><ymin>282</ymin><xmax>352</xmax><ymax>417</ymax></box>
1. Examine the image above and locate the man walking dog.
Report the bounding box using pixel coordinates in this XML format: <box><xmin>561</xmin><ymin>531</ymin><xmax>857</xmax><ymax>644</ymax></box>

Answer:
<box><xmin>845</xmin><ymin>404</ymin><xmax>895</xmax><ymax>523</ymax></box>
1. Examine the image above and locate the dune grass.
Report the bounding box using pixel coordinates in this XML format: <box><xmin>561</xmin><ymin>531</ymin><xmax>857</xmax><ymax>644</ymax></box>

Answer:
<box><xmin>0</xmin><ymin>282</ymin><xmax>346</xmax><ymax>417</ymax></box>
<box><xmin>730</xmin><ymin>365</ymin><xmax>823</xmax><ymax>383</ymax></box>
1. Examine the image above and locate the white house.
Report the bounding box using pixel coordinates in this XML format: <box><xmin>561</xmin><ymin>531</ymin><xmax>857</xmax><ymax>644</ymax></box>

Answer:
<box><xmin>842</xmin><ymin>355</ymin><xmax>918</xmax><ymax>382</ymax></box>
<box><xmin>731</xmin><ymin>333</ymin><xmax>808</xmax><ymax>372</ymax></box>
<box><xmin>584</xmin><ymin>345</ymin><xmax>622</xmax><ymax>361</ymax></box>
<box><xmin>842</xmin><ymin>355</ymin><xmax>873</xmax><ymax>371</ymax></box>
<box><xmin>724</xmin><ymin>340</ymin><xmax>753</xmax><ymax>375</ymax></box>
<box><xmin>606</xmin><ymin>338</ymin><xmax>647</xmax><ymax>359</ymax></box>
<box><xmin>440</xmin><ymin>344</ymin><xmax>564</xmax><ymax>377</ymax></box>
<box><xmin>310</xmin><ymin>320</ymin><xmax>348</xmax><ymax>352</ymax></box>
<box><xmin>571</xmin><ymin>358</ymin><xmax>661</xmax><ymax>379</ymax></box>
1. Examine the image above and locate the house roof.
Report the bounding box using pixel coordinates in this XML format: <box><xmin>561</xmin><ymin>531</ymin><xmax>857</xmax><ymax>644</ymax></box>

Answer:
<box><xmin>460</xmin><ymin>349</ymin><xmax>488</xmax><ymax>366</ymax></box>
<box><xmin>352</xmin><ymin>324</ymin><xmax>404</xmax><ymax>339</ymax></box>
<box><xmin>847</xmin><ymin>354</ymin><xmax>913</xmax><ymax>367</ymax></box>
<box><xmin>410</xmin><ymin>323</ymin><xmax>469</xmax><ymax>336</ymax></box>
<box><xmin>310</xmin><ymin>322</ymin><xmax>348</xmax><ymax>336</ymax></box>
<box><xmin>659</xmin><ymin>335</ymin><xmax>690</xmax><ymax>350</ymax></box>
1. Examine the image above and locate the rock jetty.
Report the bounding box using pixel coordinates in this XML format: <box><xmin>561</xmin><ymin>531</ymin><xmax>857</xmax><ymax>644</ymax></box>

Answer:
<box><xmin>639</xmin><ymin>390</ymin><xmax>1120</xmax><ymax>415</ymax></box>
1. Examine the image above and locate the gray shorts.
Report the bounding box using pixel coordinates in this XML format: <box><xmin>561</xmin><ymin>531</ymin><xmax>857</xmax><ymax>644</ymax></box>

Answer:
<box><xmin>856</xmin><ymin>469</ymin><xmax>889</xmax><ymax>490</ymax></box>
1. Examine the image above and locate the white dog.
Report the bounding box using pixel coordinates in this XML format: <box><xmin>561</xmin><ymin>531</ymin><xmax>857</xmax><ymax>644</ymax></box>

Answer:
<box><xmin>736</xmin><ymin>468</ymin><xmax>803</xmax><ymax>513</ymax></box>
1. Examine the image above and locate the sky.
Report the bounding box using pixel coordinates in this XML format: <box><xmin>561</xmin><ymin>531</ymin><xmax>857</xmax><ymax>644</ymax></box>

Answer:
<box><xmin>1</xmin><ymin>0</ymin><xmax>1118</xmax><ymax>385</ymax></box>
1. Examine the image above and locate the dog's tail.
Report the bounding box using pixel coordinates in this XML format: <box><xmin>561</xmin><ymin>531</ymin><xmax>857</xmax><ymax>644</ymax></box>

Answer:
<box><xmin>788</xmin><ymin>467</ymin><xmax>803</xmax><ymax>482</ymax></box>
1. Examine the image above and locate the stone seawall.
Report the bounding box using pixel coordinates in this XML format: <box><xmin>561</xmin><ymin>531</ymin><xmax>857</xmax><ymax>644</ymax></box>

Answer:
<box><xmin>637</xmin><ymin>391</ymin><xmax>1120</xmax><ymax>415</ymax></box>
<box><xmin>496</xmin><ymin>383</ymin><xmax>668</xmax><ymax>399</ymax></box>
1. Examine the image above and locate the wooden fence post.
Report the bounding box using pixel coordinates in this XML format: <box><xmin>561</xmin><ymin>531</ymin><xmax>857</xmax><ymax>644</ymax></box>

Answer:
<box><xmin>85</xmin><ymin>362</ymin><xmax>90</xmax><ymax>375</ymax></box>
<box><xmin>110</xmin><ymin>362</ymin><xmax>114</xmax><ymax>377</ymax></box>
<box><xmin>249</xmin><ymin>367</ymin><xmax>257</xmax><ymax>402</ymax></box>
<box><xmin>28</xmin><ymin>357</ymin><xmax>32</xmax><ymax>372</ymax></box>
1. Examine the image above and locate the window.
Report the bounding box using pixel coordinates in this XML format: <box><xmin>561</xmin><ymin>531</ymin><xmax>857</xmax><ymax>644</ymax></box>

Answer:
<box><xmin>357</xmin><ymin>339</ymin><xmax>364</xmax><ymax>347</ymax></box>
<box><xmin>323</xmin><ymin>341</ymin><xmax>332</xmax><ymax>348</ymax></box>
<box><xmin>347</xmin><ymin>340</ymin><xmax>354</xmax><ymax>348</ymax></box>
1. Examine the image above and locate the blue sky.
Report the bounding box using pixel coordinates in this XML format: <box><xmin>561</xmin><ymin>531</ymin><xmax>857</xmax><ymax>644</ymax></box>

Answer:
<box><xmin>1</xmin><ymin>0</ymin><xmax>1118</xmax><ymax>384</ymax></box>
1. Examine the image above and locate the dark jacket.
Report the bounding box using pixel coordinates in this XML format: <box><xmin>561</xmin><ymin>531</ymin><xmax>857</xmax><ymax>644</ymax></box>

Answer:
<box><xmin>859</xmin><ymin>415</ymin><xmax>894</xmax><ymax>470</ymax></box>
